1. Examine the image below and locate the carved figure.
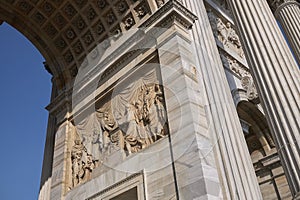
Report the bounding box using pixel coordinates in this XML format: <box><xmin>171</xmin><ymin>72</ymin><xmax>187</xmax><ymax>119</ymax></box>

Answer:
<box><xmin>123</xmin><ymin>102</ymin><xmax>143</xmax><ymax>154</ymax></box>
<box><xmin>125</xmin><ymin>101</ymin><xmax>147</xmax><ymax>154</ymax></box>
<box><xmin>221</xmin><ymin>53</ymin><xmax>258</xmax><ymax>100</ymax></box>
<box><xmin>271</xmin><ymin>0</ymin><xmax>284</xmax><ymax>10</ymax></box>
<box><xmin>226</xmin><ymin>22</ymin><xmax>241</xmax><ymax>48</ymax></box>
<box><xmin>146</xmin><ymin>85</ymin><xmax>166</xmax><ymax>140</ymax></box>
<box><xmin>100</xmin><ymin>111</ymin><xmax>116</xmax><ymax>151</ymax></box>
<box><xmin>71</xmin><ymin>140</ymin><xmax>85</xmax><ymax>187</ymax></box>
<box><xmin>113</xmin><ymin>84</ymin><xmax>168</xmax><ymax>155</ymax></box>
<box><xmin>71</xmin><ymin>139</ymin><xmax>96</xmax><ymax>188</ymax></box>
<box><xmin>210</xmin><ymin>16</ymin><xmax>245</xmax><ymax>58</ymax></box>
<box><xmin>82</xmin><ymin>155</ymin><xmax>94</xmax><ymax>182</ymax></box>
<box><xmin>216</xmin><ymin>18</ymin><xmax>227</xmax><ymax>44</ymax></box>
<box><xmin>90</xmin><ymin>127</ymin><xmax>102</xmax><ymax>161</ymax></box>
<box><xmin>229</xmin><ymin>59</ymin><xmax>242</xmax><ymax>76</ymax></box>
<box><xmin>154</xmin><ymin>87</ymin><xmax>167</xmax><ymax>138</ymax></box>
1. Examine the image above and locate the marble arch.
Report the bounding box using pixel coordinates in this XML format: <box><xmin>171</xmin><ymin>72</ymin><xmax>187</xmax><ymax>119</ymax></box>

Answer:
<box><xmin>1</xmin><ymin>0</ymin><xmax>299</xmax><ymax>200</ymax></box>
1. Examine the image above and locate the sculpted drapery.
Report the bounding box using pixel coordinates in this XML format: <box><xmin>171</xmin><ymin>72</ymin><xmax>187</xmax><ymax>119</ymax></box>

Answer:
<box><xmin>73</xmin><ymin>67</ymin><xmax>167</xmax><ymax>170</ymax></box>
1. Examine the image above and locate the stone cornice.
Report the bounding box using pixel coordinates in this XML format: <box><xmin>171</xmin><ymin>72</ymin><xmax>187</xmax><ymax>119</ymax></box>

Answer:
<box><xmin>140</xmin><ymin>0</ymin><xmax>198</xmax><ymax>29</ymax></box>
<box><xmin>46</xmin><ymin>89</ymin><xmax>72</xmax><ymax>117</ymax></box>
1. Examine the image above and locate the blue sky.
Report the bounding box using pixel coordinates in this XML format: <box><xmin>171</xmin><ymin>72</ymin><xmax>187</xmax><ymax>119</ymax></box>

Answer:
<box><xmin>0</xmin><ymin>23</ymin><xmax>51</xmax><ymax>200</ymax></box>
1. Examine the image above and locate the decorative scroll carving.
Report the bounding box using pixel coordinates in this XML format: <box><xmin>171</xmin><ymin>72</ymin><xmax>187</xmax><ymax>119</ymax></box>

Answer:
<box><xmin>207</xmin><ymin>10</ymin><xmax>244</xmax><ymax>58</ymax></box>
<box><xmin>241</xmin><ymin>75</ymin><xmax>259</xmax><ymax>101</ymax></box>
<box><xmin>220</xmin><ymin>53</ymin><xmax>259</xmax><ymax>101</ymax></box>
<box><xmin>226</xmin><ymin>22</ymin><xmax>242</xmax><ymax>48</ymax></box>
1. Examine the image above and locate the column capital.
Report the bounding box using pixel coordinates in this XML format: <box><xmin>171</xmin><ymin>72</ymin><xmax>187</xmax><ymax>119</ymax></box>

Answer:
<box><xmin>269</xmin><ymin>0</ymin><xmax>300</xmax><ymax>64</ymax></box>
<box><xmin>268</xmin><ymin>0</ymin><xmax>300</xmax><ymax>15</ymax></box>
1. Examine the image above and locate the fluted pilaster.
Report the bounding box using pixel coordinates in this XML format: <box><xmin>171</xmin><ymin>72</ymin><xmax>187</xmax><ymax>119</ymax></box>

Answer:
<box><xmin>269</xmin><ymin>0</ymin><xmax>300</xmax><ymax>65</ymax></box>
<box><xmin>227</xmin><ymin>0</ymin><xmax>300</xmax><ymax>198</ymax></box>
<box><xmin>179</xmin><ymin>0</ymin><xmax>262</xmax><ymax>199</ymax></box>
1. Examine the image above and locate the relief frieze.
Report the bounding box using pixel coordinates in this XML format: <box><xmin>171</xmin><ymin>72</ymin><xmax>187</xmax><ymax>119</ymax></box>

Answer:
<box><xmin>70</xmin><ymin>67</ymin><xmax>168</xmax><ymax>188</ymax></box>
<box><xmin>207</xmin><ymin>9</ymin><xmax>244</xmax><ymax>58</ymax></box>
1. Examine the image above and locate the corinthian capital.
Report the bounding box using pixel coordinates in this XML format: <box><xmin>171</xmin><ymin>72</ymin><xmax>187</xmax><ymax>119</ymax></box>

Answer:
<box><xmin>267</xmin><ymin>0</ymin><xmax>299</xmax><ymax>13</ymax></box>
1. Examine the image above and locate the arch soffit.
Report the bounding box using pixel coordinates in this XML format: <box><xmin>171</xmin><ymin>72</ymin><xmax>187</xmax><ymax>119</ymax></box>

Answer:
<box><xmin>0</xmin><ymin>3</ymin><xmax>65</xmax><ymax>83</ymax></box>
<box><xmin>0</xmin><ymin>0</ymin><xmax>156</xmax><ymax>90</ymax></box>
<box><xmin>237</xmin><ymin>100</ymin><xmax>269</xmax><ymax>132</ymax></box>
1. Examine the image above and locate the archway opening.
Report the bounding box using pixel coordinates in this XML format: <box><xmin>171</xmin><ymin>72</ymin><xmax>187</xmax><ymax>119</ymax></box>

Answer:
<box><xmin>0</xmin><ymin>22</ymin><xmax>51</xmax><ymax>200</ymax></box>
<box><xmin>237</xmin><ymin>100</ymin><xmax>292</xmax><ymax>199</ymax></box>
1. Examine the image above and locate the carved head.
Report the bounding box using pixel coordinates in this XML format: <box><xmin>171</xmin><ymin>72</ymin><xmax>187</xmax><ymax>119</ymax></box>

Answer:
<box><xmin>226</xmin><ymin>22</ymin><xmax>231</xmax><ymax>28</ymax></box>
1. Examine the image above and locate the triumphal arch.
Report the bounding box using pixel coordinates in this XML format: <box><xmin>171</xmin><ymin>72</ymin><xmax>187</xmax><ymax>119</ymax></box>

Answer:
<box><xmin>0</xmin><ymin>0</ymin><xmax>299</xmax><ymax>199</ymax></box>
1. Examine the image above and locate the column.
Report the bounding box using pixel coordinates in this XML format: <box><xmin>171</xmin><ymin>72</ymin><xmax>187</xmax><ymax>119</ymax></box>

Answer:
<box><xmin>178</xmin><ymin>0</ymin><xmax>263</xmax><ymax>199</ymax></box>
<box><xmin>270</xmin><ymin>0</ymin><xmax>300</xmax><ymax>65</ymax></box>
<box><xmin>226</xmin><ymin>0</ymin><xmax>300</xmax><ymax>198</ymax></box>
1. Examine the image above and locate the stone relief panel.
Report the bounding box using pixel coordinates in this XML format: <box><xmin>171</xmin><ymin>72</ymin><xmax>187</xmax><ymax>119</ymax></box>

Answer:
<box><xmin>207</xmin><ymin>9</ymin><xmax>244</xmax><ymax>58</ymax></box>
<box><xmin>70</xmin><ymin>67</ymin><xmax>168</xmax><ymax>188</ymax></box>
<box><xmin>113</xmin><ymin>83</ymin><xmax>167</xmax><ymax>154</ymax></box>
